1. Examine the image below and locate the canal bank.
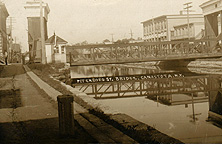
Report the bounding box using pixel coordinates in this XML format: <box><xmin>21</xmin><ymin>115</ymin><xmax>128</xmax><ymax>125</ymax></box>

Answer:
<box><xmin>27</xmin><ymin>63</ymin><xmax>183</xmax><ymax>143</ymax></box>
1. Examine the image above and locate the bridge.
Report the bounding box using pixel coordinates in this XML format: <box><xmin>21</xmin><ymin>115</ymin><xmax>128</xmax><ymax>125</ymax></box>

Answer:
<box><xmin>66</xmin><ymin>38</ymin><xmax>222</xmax><ymax>66</ymax></box>
<box><xmin>72</xmin><ymin>74</ymin><xmax>222</xmax><ymax>99</ymax></box>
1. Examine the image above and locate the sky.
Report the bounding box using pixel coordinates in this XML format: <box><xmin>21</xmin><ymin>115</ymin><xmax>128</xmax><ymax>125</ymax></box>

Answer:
<box><xmin>3</xmin><ymin>0</ymin><xmax>207</xmax><ymax>52</ymax></box>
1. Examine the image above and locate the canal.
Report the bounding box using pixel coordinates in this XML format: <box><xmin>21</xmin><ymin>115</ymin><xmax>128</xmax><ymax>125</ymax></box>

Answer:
<box><xmin>70</xmin><ymin>62</ymin><xmax>222</xmax><ymax>143</ymax></box>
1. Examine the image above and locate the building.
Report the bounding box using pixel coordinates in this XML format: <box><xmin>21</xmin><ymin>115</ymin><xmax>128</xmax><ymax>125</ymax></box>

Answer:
<box><xmin>200</xmin><ymin>0</ymin><xmax>222</xmax><ymax>48</ymax></box>
<box><xmin>170</xmin><ymin>22</ymin><xmax>205</xmax><ymax>41</ymax></box>
<box><xmin>200</xmin><ymin>0</ymin><xmax>222</xmax><ymax>122</ymax></box>
<box><xmin>24</xmin><ymin>0</ymin><xmax>50</xmax><ymax>63</ymax></box>
<box><xmin>0</xmin><ymin>2</ymin><xmax>9</xmax><ymax>63</ymax></box>
<box><xmin>142</xmin><ymin>13</ymin><xmax>204</xmax><ymax>42</ymax></box>
<box><xmin>45</xmin><ymin>33</ymin><xmax>68</xmax><ymax>63</ymax></box>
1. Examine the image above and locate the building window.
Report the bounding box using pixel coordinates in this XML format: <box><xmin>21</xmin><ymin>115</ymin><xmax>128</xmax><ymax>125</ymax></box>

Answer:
<box><xmin>164</xmin><ymin>21</ymin><xmax>167</xmax><ymax>29</ymax></box>
<box><xmin>171</xmin><ymin>31</ymin><xmax>174</xmax><ymax>37</ymax></box>
<box><xmin>54</xmin><ymin>46</ymin><xmax>59</xmax><ymax>53</ymax></box>
<box><xmin>143</xmin><ymin>26</ymin><xmax>146</xmax><ymax>35</ymax></box>
<box><xmin>61</xmin><ymin>46</ymin><xmax>65</xmax><ymax>54</ymax></box>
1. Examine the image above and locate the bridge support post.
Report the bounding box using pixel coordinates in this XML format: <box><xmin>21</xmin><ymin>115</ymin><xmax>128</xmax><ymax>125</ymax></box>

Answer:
<box><xmin>57</xmin><ymin>95</ymin><xmax>74</xmax><ymax>136</ymax></box>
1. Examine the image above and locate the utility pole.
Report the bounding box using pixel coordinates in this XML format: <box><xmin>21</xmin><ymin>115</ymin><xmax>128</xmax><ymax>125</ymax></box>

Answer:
<box><xmin>129</xmin><ymin>29</ymin><xmax>133</xmax><ymax>39</ymax></box>
<box><xmin>184</xmin><ymin>2</ymin><xmax>192</xmax><ymax>40</ymax></box>
<box><xmin>8</xmin><ymin>17</ymin><xmax>16</xmax><ymax>63</ymax></box>
<box><xmin>40</xmin><ymin>0</ymin><xmax>46</xmax><ymax>64</ymax></box>
<box><xmin>110</xmin><ymin>33</ymin><xmax>114</xmax><ymax>43</ymax></box>
<box><xmin>9</xmin><ymin>17</ymin><xmax>12</xmax><ymax>54</ymax></box>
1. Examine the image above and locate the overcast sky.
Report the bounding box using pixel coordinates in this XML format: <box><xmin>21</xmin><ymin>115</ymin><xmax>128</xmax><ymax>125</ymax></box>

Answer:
<box><xmin>3</xmin><ymin>0</ymin><xmax>207</xmax><ymax>52</ymax></box>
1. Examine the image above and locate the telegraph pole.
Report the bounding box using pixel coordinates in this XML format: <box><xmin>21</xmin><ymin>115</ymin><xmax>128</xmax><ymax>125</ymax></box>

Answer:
<box><xmin>110</xmin><ymin>33</ymin><xmax>114</xmax><ymax>43</ymax></box>
<box><xmin>40</xmin><ymin>0</ymin><xmax>46</xmax><ymax>64</ymax></box>
<box><xmin>184</xmin><ymin>2</ymin><xmax>192</xmax><ymax>40</ymax></box>
<box><xmin>9</xmin><ymin>17</ymin><xmax>12</xmax><ymax>55</ymax></box>
<box><xmin>8</xmin><ymin>17</ymin><xmax>16</xmax><ymax>63</ymax></box>
<box><xmin>129</xmin><ymin>29</ymin><xmax>133</xmax><ymax>39</ymax></box>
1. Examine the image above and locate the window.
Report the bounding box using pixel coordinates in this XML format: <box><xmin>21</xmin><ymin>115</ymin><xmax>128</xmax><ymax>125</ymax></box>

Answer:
<box><xmin>61</xmin><ymin>46</ymin><xmax>65</xmax><ymax>54</ymax></box>
<box><xmin>164</xmin><ymin>21</ymin><xmax>167</xmax><ymax>29</ymax></box>
<box><xmin>54</xmin><ymin>46</ymin><xmax>59</xmax><ymax>53</ymax></box>
<box><xmin>171</xmin><ymin>31</ymin><xmax>174</xmax><ymax>37</ymax></box>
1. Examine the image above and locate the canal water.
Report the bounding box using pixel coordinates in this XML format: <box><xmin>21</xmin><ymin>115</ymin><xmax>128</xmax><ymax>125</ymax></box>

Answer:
<box><xmin>70</xmin><ymin>63</ymin><xmax>222</xmax><ymax>143</ymax></box>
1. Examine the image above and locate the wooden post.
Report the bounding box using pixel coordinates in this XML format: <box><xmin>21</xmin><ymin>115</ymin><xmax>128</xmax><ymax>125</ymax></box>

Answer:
<box><xmin>94</xmin><ymin>84</ymin><xmax>98</xmax><ymax>98</ymax></box>
<box><xmin>57</xmin><ymin>95</ymin><xmax>74</xmax><ymax>136</ymax></box>
<box><xmin>117</xmin><ymin>82</ymin><xmax>120</xmax><ymax>97</ymax></box>
<box><xmin>140</xmin><ymin>81</ymin><xmax>142</xmax><ymax>95</ymax></box>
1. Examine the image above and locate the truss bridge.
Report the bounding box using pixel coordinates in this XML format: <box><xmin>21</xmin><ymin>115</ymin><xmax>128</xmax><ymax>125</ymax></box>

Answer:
<box><xmin>66</xmin><ymin>39</ymin><xmax>222</xmax><ymax>66</ymax></box>
<box><xmin>72</xmin><ymin>74</ymin><xmax>222</xmax><ymax>99</ymax></box>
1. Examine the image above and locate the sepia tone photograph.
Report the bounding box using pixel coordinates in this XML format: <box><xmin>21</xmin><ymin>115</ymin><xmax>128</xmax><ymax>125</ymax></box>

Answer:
<box><xmin>0</xmin><ymin>0</ymin><xmax>222</xmax><ymax>143</ymax></box>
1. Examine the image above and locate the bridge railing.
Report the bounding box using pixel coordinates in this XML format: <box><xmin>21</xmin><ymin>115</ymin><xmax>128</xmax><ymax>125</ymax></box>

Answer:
<box><xmin>66</xmin><ymin>39</ymin><xmax>220</xmax><ymax>65</ymax></box>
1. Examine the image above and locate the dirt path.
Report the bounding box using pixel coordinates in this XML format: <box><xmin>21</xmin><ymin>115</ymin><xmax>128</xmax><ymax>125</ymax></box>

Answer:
<box><xmin>0</xmin><ymin>64</ymin><xmax>96</xmax><ymax>143</ymax></box>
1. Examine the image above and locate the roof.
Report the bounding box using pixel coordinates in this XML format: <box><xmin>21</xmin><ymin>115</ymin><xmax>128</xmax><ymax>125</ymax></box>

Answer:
<box><xmin>200</xmin><ymin>0</ymin><xmax>220</xmax><ymax>8</ymax></box>
<box><xmin>173</xmin><ymin>22</ymin><xmax>204</xmax><ymax>28</ymax></box>
<box><xmin>24</xmin><ymin>0</ymin><xmax>50</xmax><ymax>13</ymax></box>
<box><xmin>0</xmin><ymin>2</ymin><xmax>9</xmax><ymax>17</ymax></box>
<box><xmin>45</xmin><ymin>33</ymin><xmax>68</xmax><ymax>45</ymax></box>
<box><xmin>141</xmin><ymin>14</ymin><xmax>203</xmax><ymax>24</ymax></box>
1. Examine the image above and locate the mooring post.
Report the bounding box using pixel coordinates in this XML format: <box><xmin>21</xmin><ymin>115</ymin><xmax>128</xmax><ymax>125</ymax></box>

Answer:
<box><xmin>57</xmin><ymin>95</ymin><xmax>74</xmax><ymax>136</ymax></box>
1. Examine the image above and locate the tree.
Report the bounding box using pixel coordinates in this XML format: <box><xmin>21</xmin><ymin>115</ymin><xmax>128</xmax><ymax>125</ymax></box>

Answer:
<box><xmin>103</xmin><ymin>39</ymin><xmax>110</xmax><ymax>44</ymax></box>
<box><xmin>81</xmin><ymin>40</ymin><xmax>88</xmax><ymax>45</ymax></box>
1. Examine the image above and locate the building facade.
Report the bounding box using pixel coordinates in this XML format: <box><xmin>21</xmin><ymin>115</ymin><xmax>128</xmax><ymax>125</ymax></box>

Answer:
<box><xmin>200</xmin><ymin>0</ymin><xmax>222</xmax><ymax>48</ymax></box>
<box><xmin>24</xmin><ymin>0</ymin><xmax>50</xmax><ymax>63</ymax></box>
<box><xmin>0</xmin><ymin>2</ymin><xmax>9</xmax><ymax>62</ymax></box>
<box><xmin>200</xmin><ymin>0</ymin><xmax>222</xmax><ymax>122</ymax></box>
<box><xmin>45</xmin><ymin>33</ymin><xmax>67</xmax><ymax>63</ymax></box>
<box><xmin>170</xmin><ymin>22</ymin><xmax>205</xmax><ymax>41</ymax></box>
<box><xmin>142</xmin><ymin>14</ymin><xmax>204</xmax><ymax>42</ymax></box>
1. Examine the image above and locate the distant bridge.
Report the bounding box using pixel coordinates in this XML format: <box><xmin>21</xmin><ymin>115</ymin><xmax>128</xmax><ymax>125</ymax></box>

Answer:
<box><xmin>72</xmin><ymin>74</ymin><xmax>222</xmax><ymax>99</ymax></box>
<box><xmin>66</xmin><ymin>39</ymin><xmax>222</xmax><ymax>66</ymax></box>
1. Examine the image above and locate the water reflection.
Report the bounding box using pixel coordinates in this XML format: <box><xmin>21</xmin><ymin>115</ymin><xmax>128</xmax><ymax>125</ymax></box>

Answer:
<box><xmin>70</xmin><ymin>63</ymin><xmax>172</xmax><ymax>79</ymax></box>
<box><xmin>70</xmin><ymin>63</ymin><xmax>222</xmax><ymax>143</ymax></box>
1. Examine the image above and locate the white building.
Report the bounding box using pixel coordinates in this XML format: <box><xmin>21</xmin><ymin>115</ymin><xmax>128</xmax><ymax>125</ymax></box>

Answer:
<box><xmin>170</xmin><ymin>22</ymin><xmax>205</xmax><ymax>41</ymax></box>
<box><xmin>142</xmin><ymin>13</ymin><xmax>204</xmax><ymax>42</ymax></box>
<box><xmin>45</xmin><ymin>33</ymin><xmax>67</xmax><ymax>63</ymax></box>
